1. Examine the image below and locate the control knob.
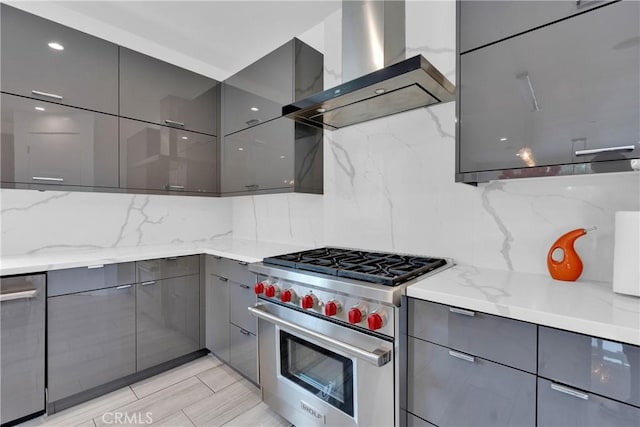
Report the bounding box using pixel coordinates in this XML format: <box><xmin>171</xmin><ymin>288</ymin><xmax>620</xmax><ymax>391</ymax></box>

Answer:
<box><xmin>254</xmin><ymin>282</ymin><xmax>265</xmax><ymax>295</ymax></box>
<box><xmin>367</xmin><ymin>309</ymin><xmax>387</xmax><ymax>331</ymax></box>
<box><xmin>280</xmin><ymin>288</ymin><xmax>296</xmax><ymax>303</ymax></box>
<box><xmin>301</xmin><ymin>294</ymin><xmax>318</xmax><ymax>310</ymax></box>
<box><xmin>324</xmin><ymin>300</ymin><xmax>342</xmax><ymax>317</ymax></box>
<box><xmin>264</xmin><ymin>284</ymin><xmax>280</xmax><ymax>298</ymax></box>
<box><xmin>348</xmin><ymin>304</ymin><xmax>368</xmax><ymax>324</ymax></box>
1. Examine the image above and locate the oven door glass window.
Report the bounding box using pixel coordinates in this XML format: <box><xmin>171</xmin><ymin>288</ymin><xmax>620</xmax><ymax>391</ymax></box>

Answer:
<box><xmin>280</xmin><ymin>330</ymin><xmax>354</xmax><ymax>416</ymax></box>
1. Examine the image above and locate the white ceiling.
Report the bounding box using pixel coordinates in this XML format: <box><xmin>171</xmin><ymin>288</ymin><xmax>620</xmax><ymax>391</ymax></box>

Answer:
<box><xmin>3</xmin><ymin>0</ymin><xmax>341</xmax><ymax>81</ymax></box>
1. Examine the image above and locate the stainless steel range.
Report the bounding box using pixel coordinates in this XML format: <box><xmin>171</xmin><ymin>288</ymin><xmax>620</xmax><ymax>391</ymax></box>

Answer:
<box><xmin>248</xmin><ymin>247</ymin><xmax>452</xmax><ymax>426</ymax></box>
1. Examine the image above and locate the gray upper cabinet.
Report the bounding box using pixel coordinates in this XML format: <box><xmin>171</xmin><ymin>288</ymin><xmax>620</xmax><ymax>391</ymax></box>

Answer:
<box><xmin>222</xmin><ymin>38</ymin><xmax>323</xmax><ymax>136</ymax></box>
<box><xmin>456</xmin><ymin>0</ymin><xmax>639</xmax><ymax>183</ymax></box>
<box><xmin>221</xmin><ymin>118</ymin><xmax>323</xmax><ymax>195</ymax></box>
<box><xmin>1</xmin><ymin>4</ymin><xmax>118</xmax><ymax>114</ymax></box>
<box><xmin>119</xmin><ymin>48</ymin><xmax>219</xmax><ymax>136</ymax></box>
<box><xmin>459</xmin><ymin>0</ymin><xmax>612</xmax><ymax>53</ymax></box>
<box><xmin>119</xmin><ymin>118</ymin><xmax>217</xmax><ymax>194</ymax></box>
<box><xmin>1</xmin><ymin>93</ymin><xmax>119</xmax><ymax>189</ymax></box>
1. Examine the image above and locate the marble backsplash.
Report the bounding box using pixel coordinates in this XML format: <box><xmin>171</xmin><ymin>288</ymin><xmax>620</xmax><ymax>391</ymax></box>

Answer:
<box><xmin>0</xmin><ymin>190</ymin><xmax>232</xmax><ymax>256</ymax></box>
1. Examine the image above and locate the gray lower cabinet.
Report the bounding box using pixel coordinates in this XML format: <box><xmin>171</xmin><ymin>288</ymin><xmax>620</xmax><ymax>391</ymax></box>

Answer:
<box><xmin>459</xmin><ymin>0</ymin><xmax>612</xmax><ymax>53</ymax></box>
<box><xmin>228</xmin><ymin>323</ymin><xmax>258</xmax><ymax>384</ymax></box>
<box><xmin>136</xmin><ymin>274</ymin><xmax>200</xmax><ymax>371</ymax></box>
<box><xmin>221</xmin><ymin>117</ymin><xmax>323</xmax><ymax>195</ymax></box>
<box><xmin>206</xmin><ymin>272</ymin><xmax>230</xmax><ymax>362</ymax></box>
<box><xmin>0</xmin><ymin>274</ymin><xmax>46</xmax><ymax>425</ymax></box>
<box><xmin>0</xmin><ymin>4</ymin><xmax>118</xmax><ymax>114</ymax></box>
<box><xmin>136</xmin><ymin>255</ymin><xmax>200</xmax><ymax>283</ymax></box>
<box><xmin>119</xmin><ymin>47</ymin><xmax>218</xmax><ymax>136</ymax></box>
<box><xmin>407</xmin><ymin>337</ymin><xmax>536</xmax><ymax>427</ymax></box>
<box><xmin>1</xmin><ymin>93</ymin><xmax>119</xmax><ymax>189</ymax></box>
<box><xmin>47</xmin><ymin>284</ymin><xmax>135</xmax><ymax>402</ymax></box>
<box><xmin>537</xmin><ymin>378</ymin><xmax>640</xmax><ymax>427</ymax></box>
<box><xmin>119</xmin><ymin>118</ymin><xmax>218</xmax><ymax>195</ymax></box>
<box><xmin>229</xmin><ymin>280</ymin><xmax>256</xmax><ymax>335</ymax></box>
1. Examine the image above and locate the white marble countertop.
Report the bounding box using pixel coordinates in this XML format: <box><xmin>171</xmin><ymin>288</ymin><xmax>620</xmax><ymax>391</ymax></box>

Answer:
<box><xmin>407</xmin><ymin>264</ymin><xmax>640</xmax><ymax>346</ymax></box>
<box><xmin>0</xmin><ymin>238</ymin><xmax>310</xmax><ymax>276</ymax></box>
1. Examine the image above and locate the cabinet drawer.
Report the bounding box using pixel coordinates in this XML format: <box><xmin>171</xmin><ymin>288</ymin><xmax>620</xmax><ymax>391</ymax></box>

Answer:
<box><xmin>407</xmin><ymin>338</ymin><xmax>536</xmax><ymax>427</ymax></box>
<box><xmin>1</xmin><ymin>4</ymin><xmax>118</xmax><ymax>114</ymax></box>
<box><xmin>136</xmin><ymin>255</ymin><xmax>199</xmax><ymax>282</ymax></box>
<box><xmin>48</xmin><ymin>263</ymin><xmax>135</xmax><ymax>297</ymax></box>
<box><xmin>459</xmin><ymin>0</ymin><xmax>613</xmax><ymax>53</ymax></box>
<box><xmin>408</xmin><ymin>299</ymin><xmax>537</xmax><ymax>373</ymax></box>
<box><xmin>538</xmin><ymin>326</ymin><xmax>640</xmax><ymax>407</ymax></box>
<box><xmin>119</xmin><ymin>48</ymin><xmax>218</xmax><ymax>136</ymax></box>
<box><xmin>119</xmin><ymin>118</ymin><xmax>218</xmax><ymax>194</ymax></box>
<box><xmin>209</xmin><ymin>256</ymin><xmax>255</xmax><ymax>286</ymax></box>
<box><xmin>205</xmin><ymin>273</ymin><xmax>230</xmax><ymax>362</ymax></box>
<box><xmin>1</xmin><ymin>93</ymin><xmax>119</xmax><ymax>189</ymax></box>
<box><xmin>229</xmin><ymin>280</ymin><xmax>256</xmax><ymax>334</ymax></box>
<box><xmin>47</xmin><ymin>284</ymin><xmax>135</xmax><ymax>402</ymax></box>
<box><xmin>538</xmin><ymin>378</ymin><xmax>640</xmax><ymax>427</ymax></box>
<box><xmin>229</xmin><ymin>323</ymin><xmax>257</xmax><ymax>384</ymax></box>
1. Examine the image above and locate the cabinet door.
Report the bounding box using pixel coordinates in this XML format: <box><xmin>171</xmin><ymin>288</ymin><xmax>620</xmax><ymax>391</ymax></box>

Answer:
<box><xmin>229</xmin><ymin>280</ymin><xmax>256</xmax><ymax>335</ymax></box>
<box><xmin>458</xmin><ymin>1</ymin><xmax>639</xmax><ymax>175</ymax></box>
<box><xmin>0</xmin><ymin>4</ymin><xmax>118</xmax><ymax>114</ymax></box>
<box><xmin>1</xmin><ymin>93</ymin><xmax>118</xmax><ymax>188</ymax></box>
<box><xmin>538</xmin><ymin>378</ymin><xmax>640</xmax><ymax>427</ymax></box>
<box><xmin>221</xmin><ymin>117</ymin><xmax>295</xmax><ymax>194</ymax></box>
<box><xmin>119</xmin><ymin>48</ymin><xmax>218</xmax><ymax>136</ymax></box>
<box><xmin>407</xmin><ymin>338</ymin><xmax>536</xmax><ymax>427</ymax></box>
<box><xmin>459</xmin><ymin>0</ymin><xmax>613</xmax><ymax>53</ymax></box>
<box><xmin>136</xmin><ymin>275</ymin><xmax>200</xmax><ymax>371</ymax></box>
<box><xmin>136</xmin><ymin>256</ymin><xmax>200</xmax><ymax>283</ymax></box>
<box><xmin>229</xmin><ymin>323</ymin><xmax>258</xmax><ymax>384</ymax></box>
<box><xmin>120</xmin><ymin>118</ymin><xmax>217</xmax><ymax>194</ymax></box>
<box><xmin>0</xmin><ymin>274</ymin><xmax>45</xmax><ymax>425</ymax></box>
<box><xmin>205</xmin><ymin>273</ymin><xmax>230</xmax><ymax>362</ymax></box>
<box><xmin>47</xmin><ymin>285</ymin><xmax>135</xmax><ymax>402</ymax></box>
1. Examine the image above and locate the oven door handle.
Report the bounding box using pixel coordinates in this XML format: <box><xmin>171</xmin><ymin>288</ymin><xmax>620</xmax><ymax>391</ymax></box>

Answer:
<box><xmin>248</xmin><ymin>303</ymin><xmax>392</xmax><ymax>367</ymax></box>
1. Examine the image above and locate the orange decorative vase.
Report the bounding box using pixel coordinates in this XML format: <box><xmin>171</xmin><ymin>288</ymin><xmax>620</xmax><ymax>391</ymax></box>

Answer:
<box><xmin>546</xmin><ymin>227</ymin><xmax>595</xmax><ymax>282</ymax></box>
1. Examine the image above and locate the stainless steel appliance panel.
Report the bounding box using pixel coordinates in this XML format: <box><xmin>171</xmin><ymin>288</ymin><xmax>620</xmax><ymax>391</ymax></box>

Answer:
<box><xmin>408</xmin><ymin>299</ymin><xmax>537</xmax><ymax>373</ymax></box>
<box><xmin>538</xmin><ymin>326</ymin><xmax>640</xmax><ymax>407</ymax></box>
<box><xmin>407</xmin><ymin>337</ymin><xmax>536</xmax><ymax>427</ymax></box>
<box><xmin>136</xmin><ymin>275</ymin><xmax>200</xmax><ymax>371</ymax></box>
<box><xmin>47</xmin><ymin>284</ymin><xmax>135</xmax><ymax>402</ymax></box>
<box><xmin>0</xmin><ymin>274</ymin><xmax>45</xmax><ymax>424</ymax></box>
<box><xmin>48</xmin><ymin>262</ymin><xmax>135</xmax><ymax>296</ymax></box>
<box><xmin>538</xmin><ymin>377</ymin><xmax>640</xmax><ymax>426</ymax></box>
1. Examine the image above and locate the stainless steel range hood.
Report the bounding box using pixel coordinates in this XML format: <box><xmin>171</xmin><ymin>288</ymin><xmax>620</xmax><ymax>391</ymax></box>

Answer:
<box><xmin>283</xmin><ymin>0</ymin><xmax>455</xmax><ymax>130</ymax></box>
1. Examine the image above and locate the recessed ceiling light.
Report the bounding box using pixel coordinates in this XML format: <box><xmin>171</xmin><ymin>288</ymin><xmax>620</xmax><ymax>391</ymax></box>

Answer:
<box><xmin>238</xmin><ymin>147</ymin><xmax>244</xmax><ymax>151</ymax></box>
<box><xmin>250</xmin><ymin>107</ymin><xmax>259</xmax><ymax>112</ymax></box>
<box><xmin>280</xmin><ymin>155</ymin><xmax>285</xmax><ymax>159</ymax></box>
<box><xmin>375</xmin><ymin>88</ymin><xmax>386</xmax><ymax>95</ymax></box>
<box><xmin>181</xmin><ymin>136</ymin><xmax>188</xmax><ymax>140</ymax></box>
<box><xmin>34</xmin><ymin>106</ymin><xmax>45</xmax><ymax>111</ymax></box>
<box><xmin>48</xmin><ymin>42</ymin><xmax>64</xmax><ymax>51</ymax></box>
<box><xmin>500</xmin><ymin>137</ymin><xmax>508</xmax><ymax>142</ymax></box>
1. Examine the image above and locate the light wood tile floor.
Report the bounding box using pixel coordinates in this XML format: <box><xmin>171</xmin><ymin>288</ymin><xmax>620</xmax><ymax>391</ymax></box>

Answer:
<box><xmin>19</xmin><ymin>355</ymin><xmax>292</xmax><ymax>427</ymax></box>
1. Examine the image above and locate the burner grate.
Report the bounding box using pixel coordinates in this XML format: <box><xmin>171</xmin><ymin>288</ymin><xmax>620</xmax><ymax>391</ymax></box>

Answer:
<box><xmin>263</xmin><ymin>247</ymin><xmax>448</xmax><ymax>286</ymax></box>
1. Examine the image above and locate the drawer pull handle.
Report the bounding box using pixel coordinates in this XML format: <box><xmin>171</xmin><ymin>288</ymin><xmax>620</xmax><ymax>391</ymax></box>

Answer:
<box><xmin>219</xmin><ymin>277</ymin><xmax>229</xmax><ymax>282</ymax></box>
<box><xmin>167</xmin><ymin>185</ymin><xmax>185</xmax><ymax>190</ymax></box>
<box><xmin>238</xmin><ymin>261</ymin><xmax>248</xmax><ymax>266</ymax></box>
<box><xmin>164</xmin><ymin>119</ymin><xmax>185</xmax><ymax>127</ymax></box>
<box><xmin>116</xmin><ymin>285</ymin><xmax>132</xmax><ymax>290</ymax></box>
<box><xmin>448</xmin><ymin>350</ymin><xmax>475</xmax><ymax>363</ymax></box>
<box><xmin>165</xmin><ymin>257</ymin><xmax>178</xmax><ymax>261</ymax></box>
<box><xmin>31</xmin><ymin>90</ymin><xmax>63</xmax><ymax>100</ymax></box>
<box><xmin>141</xmin><ymin>281</ymin><xmax>156</xmax><ymax>286</ymax></box>
<box><xmin>449</xmin><ymin>307</ymin><xmax>475</xmax><ymax>317</ymax></box>
<box><xmin>575</xmin><ymin>145</ymin><xmax>635</xmax><ymax>156</ymax></box>
<box><xmin>239</xmin><ymin>284</ymin><xmax>250</xmax><ymax>289</ymax></box>
<box><xmin>32</xmin><ymin>176</ymin><xmax>64</xmax><ymax>182</ymax></box>
<box><xmin>239</xmin><ymin>328</ymin><xmax>251</xmax><ymax>336</ymax></box>
<box><xmin>0</xmin><ymin>289</ymin><xmax>38</xmax><ymax>302</ymax></box>
<box><xmin>87</xmin><ymin>264</ymin><xmax>104</xmax><ymax>269</ymax></box>
<box><xmin>550</xmin><ymin>383</ymin><xmax>589</xmax><ymax>401</ymax></box>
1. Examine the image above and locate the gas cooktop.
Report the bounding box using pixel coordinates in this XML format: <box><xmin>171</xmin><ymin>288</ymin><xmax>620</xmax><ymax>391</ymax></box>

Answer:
<box><xmin>263</xmin><ymin>247</ymin><xmax>448</xmax><ymax>286</ymax></box>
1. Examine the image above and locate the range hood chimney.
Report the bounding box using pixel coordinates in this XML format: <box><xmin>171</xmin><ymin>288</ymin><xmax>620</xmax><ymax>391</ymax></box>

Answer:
<box><xmin>283</xmin><ymin>0</ymin><xmax>455</xmax><ymax>130</ymax></box>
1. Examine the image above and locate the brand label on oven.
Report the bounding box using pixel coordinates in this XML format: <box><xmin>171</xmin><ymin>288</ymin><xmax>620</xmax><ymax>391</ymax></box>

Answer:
<box><xmin>300</xmin><ymin>400</ymin><xmax>326</xmax><ymax>424</ymax></box>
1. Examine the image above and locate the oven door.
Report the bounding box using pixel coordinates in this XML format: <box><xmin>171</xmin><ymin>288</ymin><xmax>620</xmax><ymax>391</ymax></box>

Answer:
<box><xmin>250</xmin><ymin>300</ymin><xmax>395</xmax><ymax>427</ymax></box>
